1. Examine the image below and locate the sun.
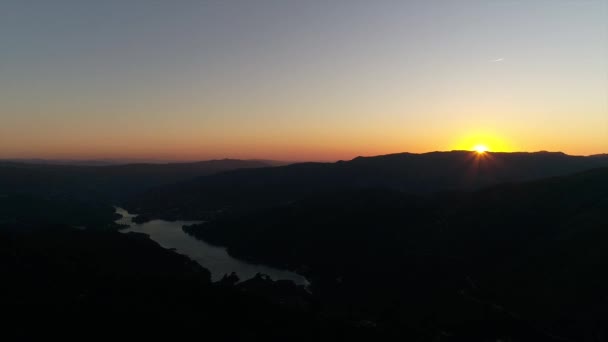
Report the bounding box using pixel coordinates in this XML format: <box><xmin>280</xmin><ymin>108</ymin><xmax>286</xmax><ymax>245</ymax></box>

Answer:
<box><xmin>453</xmin><ymin>132</ymin><xmax>510</xmax><ymax>153</ymax></box>
<box><xmin>473</xmin><ymin>145</ymin><xmax>489</xmax><ymax>153</ymax></box>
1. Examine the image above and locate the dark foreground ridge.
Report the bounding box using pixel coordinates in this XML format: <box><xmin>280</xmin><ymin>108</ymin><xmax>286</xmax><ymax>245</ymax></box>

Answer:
<box><xmin>184</xmin><ymin>168</ymin><xmax>608</xmax><ymax>341</ymax></box>
<box><xmin>1</xmin><ymin>151</ymin><xmax>607</xmax><ymax>341</ymax></box>
<box><xmin>0</xmin><ymin>224</ymin><xmax>370</xmax><ymax>340</ymax></box>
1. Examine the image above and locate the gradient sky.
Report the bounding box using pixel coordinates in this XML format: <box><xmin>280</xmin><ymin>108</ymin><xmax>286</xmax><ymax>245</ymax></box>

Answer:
<box><xmin>1</xmin><ymin>0</ymin><xmax>606</xmax><ymax>161</ymax></box>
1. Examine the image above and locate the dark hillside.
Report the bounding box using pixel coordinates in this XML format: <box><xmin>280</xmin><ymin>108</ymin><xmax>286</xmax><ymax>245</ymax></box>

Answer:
<box><xmin>184</xmin><ymin>168</ymin><xmax>608</xmax><ymax>341</ymax></box>
<box><xmin>130</xmin><ymin>151</ymin><xmax>608</xmax><ymax>220</ymax></box>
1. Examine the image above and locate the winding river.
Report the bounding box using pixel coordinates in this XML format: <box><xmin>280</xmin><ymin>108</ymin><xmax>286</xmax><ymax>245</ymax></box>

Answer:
<box><xmin>116</xmin><ymin>208</ymin><xmax>308</xmax><ymax>286</ymax></box>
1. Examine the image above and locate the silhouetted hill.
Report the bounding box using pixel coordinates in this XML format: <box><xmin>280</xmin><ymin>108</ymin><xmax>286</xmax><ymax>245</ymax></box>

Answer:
<box><xmin>0</xmin><ymin>224</ymin><xmax>373</xmax><ymax>340</ymax></box>
<box><xmin>0</xmin><ymin>159</ymin><xmax>273</xmax><ymax>200</ymax></box>
<box><xmin>184</xmin><ymin>168</ymin><xmax>608</xmax><ymax>341</ymax></box>
<box><xmin>0</xmin><ymin>159</ymin><xmax>274</xmax><ymax>229</ymax></box>
<box><xmin>129</xmin><ymin>151</ymin><xmax>608</xmax><ymax>220</ymax></box>
<box><xmin>3</xmin><ymin>151</ymin><xmax>607</xmax><ymax>340</ymax></box>
<box><xmin>0</xmin><ymin>193</ymin><xmax>120</xmax><ymax>229</ymax></box>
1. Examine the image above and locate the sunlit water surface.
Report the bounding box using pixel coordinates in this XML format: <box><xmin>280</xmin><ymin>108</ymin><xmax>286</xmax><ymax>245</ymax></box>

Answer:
<box><xmin>115</xmin><ymin>207</ymin><xmax>308</xmax><ymax>286</ymax></box>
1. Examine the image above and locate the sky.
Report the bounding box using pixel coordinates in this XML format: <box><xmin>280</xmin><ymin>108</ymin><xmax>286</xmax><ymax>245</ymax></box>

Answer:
<box><xmin>1</xmin><ymin>0</ymin><xmax>606</xmax><ymax>161</ymax></box>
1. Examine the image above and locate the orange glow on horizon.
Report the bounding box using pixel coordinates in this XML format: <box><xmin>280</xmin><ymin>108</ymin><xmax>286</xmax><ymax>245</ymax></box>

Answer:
<box><xmin>1</xmin><ymin>126</ymin><xmax>604</xmax><ymax>162</ymax></box>
<box><xmin>452</xmin><ymin>131</ymin><xmax>513</xmax><ymax>153</ymax></box>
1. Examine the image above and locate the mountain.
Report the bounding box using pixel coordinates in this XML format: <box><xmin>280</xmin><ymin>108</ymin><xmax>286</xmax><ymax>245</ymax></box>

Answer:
<box><xmin>0</xmin><ymin>159</ymin><xmax>274</xmax><ymax>201</ymax></box>
<box><xmin>128</xmin><ymin>151</ymin><xmax>608</xmax><ymax>220</ymax></box>
<box><xmin>183</xmin><ymin>168</ymin><xmax>608</xmax><ymax>341</ymax></box>
<box><xmin>0</xmin><ymin>224</ymin><xmax>370</xmax><ymax>340</ymax></box>
<box><xmin>3</xmin><ymin>151</ymin><xmax>607</xmax><ymax>340</ymax></box>
<box><xmin>0</xmin><ymin>159</ymin><xmax>275</xmax><ymax>229</ymax></box>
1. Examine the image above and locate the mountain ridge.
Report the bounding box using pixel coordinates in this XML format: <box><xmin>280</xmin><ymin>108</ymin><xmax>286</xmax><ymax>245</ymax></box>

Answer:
<box><xmin>128</xmin><ymin>150</ymin><xmax>608</xmax><ymax>220</ymax></box>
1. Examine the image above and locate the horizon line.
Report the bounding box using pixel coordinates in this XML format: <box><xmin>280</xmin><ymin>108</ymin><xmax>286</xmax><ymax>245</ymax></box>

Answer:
<box><xmin>2</xmin><ymin>150</ymin><xmax>606</xmax><ymax>165</ymax></box>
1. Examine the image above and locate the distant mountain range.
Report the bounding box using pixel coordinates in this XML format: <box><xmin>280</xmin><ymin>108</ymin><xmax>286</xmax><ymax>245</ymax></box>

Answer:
<box><xmin>0</xmin><ymin>159</ymin><xmax>277</xmax><ymax>202</ymax></box>
<box><xmin>128</xmin><ymin>151</ymin><xmax>608</xmax><ymax>219</ymax></box>
<box><xmin>0</xmin><ymin>158</ymin><xmax>288</xmax><ymax>229</ymax></box>
<box><xmin>3</xmin><ymin>150</ymin><xmax>608</xmax><ymax>225</ymax></box>
<box><xmin>0</xmin><ymin>158</ymin><xmax>290</xmax><ymax>167</ymax></box>
<box><xmin>3</xmin><ymin>151</ymin><xmax>608</xmax><ymax>340</ymax></box>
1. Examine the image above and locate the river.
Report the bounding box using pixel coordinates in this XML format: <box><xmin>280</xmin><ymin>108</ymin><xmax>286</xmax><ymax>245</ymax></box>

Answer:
<box><xmin>115</xmin><ymin>207</ymin><xmax>308</xmax><ymax>286</ymax></box>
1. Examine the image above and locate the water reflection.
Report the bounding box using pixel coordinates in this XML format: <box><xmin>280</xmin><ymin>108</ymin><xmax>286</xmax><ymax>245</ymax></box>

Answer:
<box><xmin>116</xmin><ymin>208</ymin><xmax>308</xmax><ymax>285</ymax></box>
